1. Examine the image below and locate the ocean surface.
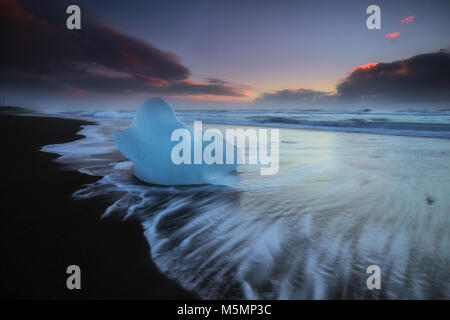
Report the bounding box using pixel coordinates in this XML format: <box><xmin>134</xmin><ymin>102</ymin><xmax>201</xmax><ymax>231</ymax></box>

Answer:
<box><xmin>44</xmin><ymin>108</ymin><xmax>450</xmax><ymax>138</ymax></box>
<box><xmin>41</xmin><ymin>108</ymin><xmax>450</xmax><ymax>299</ymax></box>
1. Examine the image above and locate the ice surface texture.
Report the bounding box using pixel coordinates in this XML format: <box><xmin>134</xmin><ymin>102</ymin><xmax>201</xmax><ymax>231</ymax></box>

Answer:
<box><xmin>113</xmin><ymin>98</ymin><xmax>241</xmax><ymax>185</ymax></box>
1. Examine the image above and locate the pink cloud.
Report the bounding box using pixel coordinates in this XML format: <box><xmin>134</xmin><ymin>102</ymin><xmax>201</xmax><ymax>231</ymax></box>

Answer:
<box><xmin>353</xmin><ymin>62</ymin><xmax>379</xmax><ymax>72</ymax></box>
<box><xmin>400</xmin><ymin>15</ymin><xmax>415</xmax><ymax>24</ymax></box>
<box><xmin>133</xmin><ymin>74</ymin><xmax>170</xmax><ymax>88</ymax></box>
<box><xmin>385</xmin><ymin>32</ymin><xmax>400</xmax><ymax>39</ymax></box>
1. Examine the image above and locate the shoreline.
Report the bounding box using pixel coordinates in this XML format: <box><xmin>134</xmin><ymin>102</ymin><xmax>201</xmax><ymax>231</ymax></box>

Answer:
<box><xmin>3</xmin><ymin>108</ymin><xmax>450</xmax><ymax>299</ymax></box>
<box><xmin>0</xmin><ymin>113</ymin><xmax>196</xmax><ymax>299</ymax></box>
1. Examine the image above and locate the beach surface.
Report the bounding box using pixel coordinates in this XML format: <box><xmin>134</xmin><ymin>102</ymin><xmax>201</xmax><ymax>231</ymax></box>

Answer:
<box><xmin>0</xmin><ymin>113</ymin><xmax>195</xmax><ymax>299</ymax></box>
<box><xmin>2</xmin><ymin>108</ymin><xmax>450</xmax><ymax>299</ymax></box>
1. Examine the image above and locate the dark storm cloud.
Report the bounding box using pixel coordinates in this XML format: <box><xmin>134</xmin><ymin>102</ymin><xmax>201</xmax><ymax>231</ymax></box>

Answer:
<box><xmin>0</xmin><ymin>0</ymin><xmax>247</xmax><ymax>98</ymax></box>
<box><xmin>256</xmin><ymin>50</ymin><xmax>450</xmax><ymax>107</ymax></box>
<box><xmin>0</xmin><ymin>0</ymin><xmax>188</xmax><ymax>80</ymax></box>
<box><xmin>336</xmin><ymin>49</ymin><xmax>450</xmax><ymax>103</ymax></box>
<box><xmin>40</xmin><ymin>75</ymin><xmax>249</xmax><ymax>97</ymax></box>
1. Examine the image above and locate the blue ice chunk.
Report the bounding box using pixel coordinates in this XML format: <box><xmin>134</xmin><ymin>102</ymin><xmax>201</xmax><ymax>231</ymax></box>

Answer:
<box><xmin>113</xmin><ymin>98</ymin><xmax>241</xmax><ymax>185</ymax></box>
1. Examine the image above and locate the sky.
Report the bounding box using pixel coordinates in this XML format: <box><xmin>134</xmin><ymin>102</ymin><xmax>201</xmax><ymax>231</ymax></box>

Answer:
<box><xmin>0</xmin><ymin>0</ymin><xmax>449</xmax><ymax>109</ymax></box>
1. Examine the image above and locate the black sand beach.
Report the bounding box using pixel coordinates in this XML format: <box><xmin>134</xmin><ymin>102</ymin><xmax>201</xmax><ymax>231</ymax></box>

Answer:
<box><xmin>0</xmin><ymin>112</ymin><xmax>195</xmax><ymax>299</ymax></box>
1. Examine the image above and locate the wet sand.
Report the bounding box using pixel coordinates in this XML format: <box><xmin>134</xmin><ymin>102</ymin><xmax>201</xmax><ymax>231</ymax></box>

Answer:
<box><xmin>0</xmin><ymin>113</ymin><xmax>196</xmax><ymax>299</ymax></box>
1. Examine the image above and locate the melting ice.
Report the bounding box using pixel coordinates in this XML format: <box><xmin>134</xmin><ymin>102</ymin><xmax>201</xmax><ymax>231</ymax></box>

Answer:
<box><xmin>112</xmin><ymin>98</ymin><xmax>240</xmax><ymax>185</ymax></box>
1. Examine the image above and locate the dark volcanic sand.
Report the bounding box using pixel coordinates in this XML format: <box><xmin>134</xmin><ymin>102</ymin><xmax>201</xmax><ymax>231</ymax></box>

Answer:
<box><xmin>0</xmin><ymin>114</ymin><xmax>196</xmax><ymax>299</ymax></box>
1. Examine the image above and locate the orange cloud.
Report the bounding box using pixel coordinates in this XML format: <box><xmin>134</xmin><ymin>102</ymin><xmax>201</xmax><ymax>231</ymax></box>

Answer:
<box><xmin>133</xmin><ymin>74</ymin><xmax>170</xmax><ymax>87</ymax></box>
<box><xmin>178</xmin><ymin>79</ymin><xmax>205</xmax><ymax>86</ymax></box>
<box><xmin>385</xmin><ymin>32</ymin><xmax>400</xmax><ymax>39</ymax></box>
<box><xmin>179</xmin><ymin>94</ymin><xmax>253</xmax><ymax>102</ymax></box>
<box><xmin>393</xmin><ymin>63</ymin><xmax>408</xmax><ymax>75</ymax></box>
<box><xmin>353</xmin><ymin>62</ymin><xmax>378</xmax><ymax>72</ymax></box>
<box><xmin>400</xmin><ymin>15</ymin><xmax>415</xmax><ymax>24</ymax></box>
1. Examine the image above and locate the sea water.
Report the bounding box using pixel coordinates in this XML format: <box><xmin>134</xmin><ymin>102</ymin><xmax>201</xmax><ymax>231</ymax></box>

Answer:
<box><xmin>41</xmin><ymin>108</ymin><xmax>450</xmax><ymax>299</ymax></box>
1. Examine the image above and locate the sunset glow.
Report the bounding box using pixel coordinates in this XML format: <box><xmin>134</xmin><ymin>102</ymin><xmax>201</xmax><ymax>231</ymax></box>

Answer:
<box><xmin>385</xmin><ymin>32</ymin><xmax>400</xmax><ymax>39</ymax></box>
<box><xmin>353</xmin><ymin>62</ymin><xmax>379</xmax><ymax>72</ymax></box>
<box><xmin>400</xmin><ymin>15</ymin><xmax>415</xmax><ymax>24</ymax></box>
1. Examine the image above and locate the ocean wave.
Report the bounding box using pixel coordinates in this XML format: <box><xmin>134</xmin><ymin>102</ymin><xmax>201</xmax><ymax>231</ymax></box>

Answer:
<box><xmin>41</xmin><ymin>109</ymin><xmax>450</xmax><ymax>138</ymax></box>
<box><xmin>42</xmin><ymin>109</ymin><xmax>135</xmax><ymax>119</ymax></box>
<box><xmin>177</xmin><ymin>116</ymin><xmax>450</xmax><ymax>139</ymax></box>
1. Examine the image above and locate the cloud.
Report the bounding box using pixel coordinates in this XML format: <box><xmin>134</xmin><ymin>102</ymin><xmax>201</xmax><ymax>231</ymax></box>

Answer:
<box><xmin>255</xmin><ymin>88</ymin><xmax>334</xmax><ymax>107</ymax></box>
<box><xmin>0</xmin><ymin>0</ymin><xmax>247</xmax><ymax>100</ymax></box>
<box><xmin>336</xmin><ymin>49</ymin><xmax>450</xmax><ymax>103</ymax></box>
<box><xmin>353</xmin><ymin>62</ymin><xmax>379</xmax><ymax>72</ymax></box>
<box><xmin>385</xmin><ymin>32</ymin><xmax>400</xmax><ymax>39</ymax></box>
<box><xmin>400</xmin><ymin>15</ymin><xmax>415</xmax><ymax>24</ymax></box>
<box><xmin>257</xmin><ymin>49</ymin><xmax>450</xmax><ymax>107</ymax></box>
<box><xmin>170</xmin><ymin>79</ymin><xmax>249</xmax><ymax>97</ymax></box>
<box><xmin>132</xmin><ymin>75</ymin><xmax>170</xmax><ymax>88</ymax></box>
<box><xmin>0</xmin><ymin>0</ymin><xmax>188</xmax><ymax>81</ymax></box>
